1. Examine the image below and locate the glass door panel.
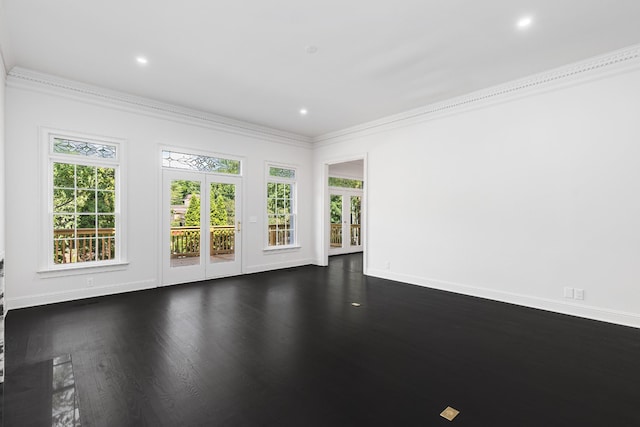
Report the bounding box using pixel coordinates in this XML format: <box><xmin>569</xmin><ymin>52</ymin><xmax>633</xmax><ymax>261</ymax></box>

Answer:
<box><xmin>170</xmin><ymin>179</ymin><xmax>202</xmax><ymax>268</ymax></box>
<box><xmin>163</xmin><ymin>171</ymin><xmax>206</xmax><ymax>285</ymax></box>
<box><xmin>350</xmin><ymin>195</ymin><xmax>361</xmax><ymax>247</ymax></box>
<box><xmin>330</xmin><ymin>194</ymin><xmax>343</xmax><ymax>248</ymax></box>
<box><xmin>206</xmin><ymin>176</ymin><xmax>242</xmax><ymax>278</ymax></box>
<box><xmin>209</xmin><ymin>182</ymin><xmax>235</xmax><ymax>264</ymax></box>
<box><xmin>329</xmin><ymin>189</ymin><xmax>363</xmax><ymax>255</ymax></box>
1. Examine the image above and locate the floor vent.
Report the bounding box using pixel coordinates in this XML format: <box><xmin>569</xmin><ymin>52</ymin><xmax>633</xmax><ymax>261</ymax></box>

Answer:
<box><xmin>440</xmin><ymin>406</ymin><xmax>460</xmax><ymax>421</ymax></box>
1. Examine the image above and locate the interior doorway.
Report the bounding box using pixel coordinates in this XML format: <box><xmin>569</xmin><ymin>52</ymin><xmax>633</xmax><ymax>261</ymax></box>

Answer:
<box><xmin>327</xmin><ymin>159</ymin><xmax>365</xmax><ymax>259</ymax></box>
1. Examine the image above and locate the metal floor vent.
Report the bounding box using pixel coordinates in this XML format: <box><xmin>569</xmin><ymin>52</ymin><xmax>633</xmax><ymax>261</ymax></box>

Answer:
<box><xmin>440</xmin><ymin>406</ymin><xmax>460</xmax><ymax>421</ymax></box>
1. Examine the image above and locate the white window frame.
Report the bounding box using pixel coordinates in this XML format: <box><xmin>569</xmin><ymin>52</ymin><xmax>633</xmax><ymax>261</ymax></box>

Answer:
<box><xmin>40</xmin><ymin>129</ymin><xmax>128</xmax><ymax>273</ymax></box>
<box><xmin>264</xmin><ymin>162</ymin><xmax>299</xmax><ymax>251</ymax></box>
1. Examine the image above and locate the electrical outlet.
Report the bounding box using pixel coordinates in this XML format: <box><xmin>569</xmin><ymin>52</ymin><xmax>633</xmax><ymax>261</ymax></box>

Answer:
<box><xmin>86</xmin><ymin>277</ymin><xmax>94</xmax><ymax>287</ymax></box>
<box><xmin>563</xmin><ymin>287</ymin><xmax>574</xmax><ymax>299</ymax></box>
<box><xmin>384</xmin><ymin>261</ymin><xmax>390</xmax><ymax>270</ymax></box>
<box><xmin>574</xmin><ymin>288</ymin><xmax>584</xmax><ymax>300</ymax></box>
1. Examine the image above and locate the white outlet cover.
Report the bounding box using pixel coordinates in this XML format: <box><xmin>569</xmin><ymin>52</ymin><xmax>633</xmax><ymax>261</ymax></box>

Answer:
<box><xmin>564</xmin><ymin>287</ymin><xmax>574</xmax><ymax>298</ymax></box>
<box><xmin>574</xmin><ymin>288</ymin><xmax>585</xmax><ymax>300</ymax></box>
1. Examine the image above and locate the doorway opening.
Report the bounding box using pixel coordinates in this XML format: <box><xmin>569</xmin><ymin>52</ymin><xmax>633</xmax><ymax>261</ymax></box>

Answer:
<box><xmin>325</xmin><ymin>158</ymin><xmax>365</xmax><ymax>271</ymax></box>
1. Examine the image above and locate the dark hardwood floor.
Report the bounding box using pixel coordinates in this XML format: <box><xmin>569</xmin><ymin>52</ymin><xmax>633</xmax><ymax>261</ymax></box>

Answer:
<box><xmin>3</xmin><ymin>253</ymin><xmax>640</xmax><ymax>426</ymax></box>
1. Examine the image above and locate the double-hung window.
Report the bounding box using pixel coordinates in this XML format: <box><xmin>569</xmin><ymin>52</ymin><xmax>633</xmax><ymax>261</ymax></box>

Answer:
<box><xmin>46</xmin><ymin>133</ymin><xmax>123</xmax><ymax>269</ymax></box>
<box><xmin>266</xmin><ymin>164</ymin><xmax>297</xmax><ymax>248</ymax></box>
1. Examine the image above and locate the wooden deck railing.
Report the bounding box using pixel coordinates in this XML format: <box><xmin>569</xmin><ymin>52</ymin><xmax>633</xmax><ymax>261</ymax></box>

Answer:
<box><xmin>170</xmin><ymin>225</ymin><xmax>235</xmax><ymax>258</ymax></box>
<box><xmin>54</xmin><ymin>223</ymin><xmax>360</xmax><ymax>263</ymax></box>
<box><xmin>54</xmin><ymin>228</ymin><xmax>115</xmax><ymax>264</ymax></box>
<box><xmin>330</xmin><ymin>223</ymin><xmax>361</xmax><ymax>248</ymax></box>
<box><xmin>330</xmin><ymin>223</ymin><xmax>342</xmax><ymax>247</ymax></box>
<box><xmin>268</xmin><ymin>225</ymin><xmax>293</xmax><ymax>246</ymax></box>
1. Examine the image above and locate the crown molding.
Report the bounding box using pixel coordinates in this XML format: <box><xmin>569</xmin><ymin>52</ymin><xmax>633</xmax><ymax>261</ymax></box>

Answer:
<box><xmin>314</xmin><ymin>43</ymin><xmax>640</xmax><ymax>147</ymax></box>
<box><xmin>6</xmin><ymin>67</ymin><xmax>313</xmax><ymax>148</ymax></box>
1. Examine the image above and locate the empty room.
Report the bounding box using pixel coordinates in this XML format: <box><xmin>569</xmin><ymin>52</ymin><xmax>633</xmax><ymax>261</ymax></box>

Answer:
<box><xmin>0</xmin><ymin>1</ymin><xmax>639</xmax><ymax>426</ymax></box>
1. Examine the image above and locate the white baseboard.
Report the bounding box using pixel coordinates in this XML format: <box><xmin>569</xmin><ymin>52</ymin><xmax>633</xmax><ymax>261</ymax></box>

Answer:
<box><xmin>244</xmin><ymin>258</ymin><xmax>314</xmax><ymax>274</ymax></box>
<box><xmin>367</xmin><ymin>269</ymin><xmax>640</xmax><ymax>329</ymax></box>
<box><xmin>6</xmin><ymin>279</ymin><xmax>157</xmax><ymax>310</ymax></box>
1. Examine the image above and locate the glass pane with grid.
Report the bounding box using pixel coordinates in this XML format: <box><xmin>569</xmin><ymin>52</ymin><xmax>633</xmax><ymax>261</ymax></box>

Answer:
<box><xmin>267</xmin><ymin>182</ymin><xmax>294</xmax><ymax>246</ymax></box>
<box><xmin>52</xmin><ymin>162</ymin><xmax>117</xmax><ymax>264</ymax></box>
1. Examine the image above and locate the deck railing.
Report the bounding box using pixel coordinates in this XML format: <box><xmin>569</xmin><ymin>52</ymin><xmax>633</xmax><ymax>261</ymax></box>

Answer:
<box><xmin>330</xmin><ymin>223</ymin><xmax>361</xmax><ymax>248</ymax></box>
<box><xmin>170</xmin><ymin>225</ymin><xmax>235</xmax><ymax>258</ymax></box>
<box><xmin>267</xmin><ymin>225</ymin><xmax>294</xmax><ymax>246</ymax></box>
<box><xmin>53</xmin><ymin>228</ymin><xmax>115</xmax><ymax>264</ymax></box>
<box><xmin>54</xmin><ymin>223</ymin><xmax>361</xmax><ymax>263</ymax></box>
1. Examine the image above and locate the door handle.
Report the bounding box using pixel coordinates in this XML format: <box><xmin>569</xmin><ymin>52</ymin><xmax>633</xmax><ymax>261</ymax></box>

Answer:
<box><xmin>237</xmin><ymin>221</ymin><xmax>241</xmax><ymax>232</ymax></box>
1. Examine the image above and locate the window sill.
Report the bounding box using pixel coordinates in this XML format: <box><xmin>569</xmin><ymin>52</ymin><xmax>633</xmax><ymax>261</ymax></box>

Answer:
<box><xmin>263</xmin><ymin>245</ymin><xmax>301</xmax><ymax>253</ymax></box>
<box><xmin>37</xmin><ymin>261</ymin><xmax>129</xmax><ymax>278</ymax></box>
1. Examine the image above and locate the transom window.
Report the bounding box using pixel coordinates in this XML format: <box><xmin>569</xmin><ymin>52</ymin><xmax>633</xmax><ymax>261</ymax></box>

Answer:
<box><xmin>162</xmin><ymin>150</ymin><xmax>240</xmax><ymax>175</ymax></box>
<box><xmin>266</xmin><ymin>164</ymin><xmax>297</xmax><ymax>248</ymax></box>
<box><xmin>329</xmin><ymin>177</ymin><xmax>363</xmax><ymax>188</ymax></box>
<box><xmin>46</xmin><ymin>132</ymin><xmax>122</xmax><ymax>268</ymax></box>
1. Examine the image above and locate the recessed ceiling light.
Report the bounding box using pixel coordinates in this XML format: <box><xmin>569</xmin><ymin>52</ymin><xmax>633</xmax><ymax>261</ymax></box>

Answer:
<box><xmin>305</xmin><ymin>45</ymin><xmax>318</xmax><ymax>54</ymax></box>
<box><xmin>136</xmin><ymin>56</ymin><xmax>149</xmax><ymax>65</ymax></box>
<box><xmin>299</xmin><ymin>108</ymin><xmax>308</xmax><ymax>115</ymax></box>
<box><xmin>517</xmin><ymin>16</ymin><xmax>533</xmax><ymax>29</ymax></box>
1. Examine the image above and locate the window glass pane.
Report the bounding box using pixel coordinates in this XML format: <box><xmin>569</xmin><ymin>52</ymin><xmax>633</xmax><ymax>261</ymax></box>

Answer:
<box><xmin>98</xmin><ymin>215</ymin><xmax>115</xmax><ymax>229</ymax></box>
<box><xmin>97</xmin><ymin>191</ymin><xmax>115</xmax><ymax>213</ymax></box>
<box><xmin>53</xmin><ymin>189</ymin><xmax>75</xmax><ymax>213</ymax></box>
<box><xmin>76</xmin><ymin>165</ymin><xmax>96</xmax><ymax>188</ymax></box>
<box><xmin>53</xmin><ymin>163</ymin><xmax>75</xmax><ymax>188</ymax></box>
<box><xmin>76</xmin><ymin>239</ymin><xmax>97</xmax><ymax>262</ymax></box>
<box><xmin>54</xmin><ymin>214</ymin><xmax>75</xmax><ymax>231</ymax></box>
<box><xmin>169</xmin><ymin>180</ymin><xmax>201</xmax><ymax>268</ymax></box>
<box><xmin>77</xmin><ymin>215</ymin><xmax>96</xmax><ymax>231</ymax></box>
<box><xmin>328</xmin><ymin>177</ymin><xmax>363</xmax><ymax>188</ymax></box>
<box><xmin>53</xmin><ymin>138</ymin><xmax>117</xmax><ymax>159</ymax></box>
<box><xmin>98</xmin><ymin>238</ymin><xmax>116</xmax><ymax>261</ymax></box>
<box><xmin>267</xmin><ymin>182</ymin><xmax>276</xmax><ymax>196</ymax></box>
<box><xmin>269</xmin><ymin>166</ymin><xmax>295</xmax><ymax>179</ymax></box>
<box><xmin>97</xmin><ymin>167</ymin><xmax>115</xmax><ymax>190</ymax></box>
<box><xmin>76</xmin><ymin>190</ymin><xmax>96</xmax><ymax>213</ymax></box>
<box><xmin>162</xmin><ymin>150</ymin><xmax>240</xmax><ymax>174</ymax></box>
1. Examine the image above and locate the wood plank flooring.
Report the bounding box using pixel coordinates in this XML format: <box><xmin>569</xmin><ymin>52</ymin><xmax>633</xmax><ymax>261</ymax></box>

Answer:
<box><xmin>3</xmin><ymin>254</ymin><xmax>640</xmax><ymax>426</ymax></box>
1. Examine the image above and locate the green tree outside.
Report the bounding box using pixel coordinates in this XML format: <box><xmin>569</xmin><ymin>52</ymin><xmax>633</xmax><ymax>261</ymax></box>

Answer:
<box><xmin>184</xmin><ymin>195</ymin><xmax>201</xmax><ymax>226</ymax></box>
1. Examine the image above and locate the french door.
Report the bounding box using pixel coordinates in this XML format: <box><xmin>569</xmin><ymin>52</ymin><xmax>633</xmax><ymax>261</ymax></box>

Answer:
<box><xmin>329</xmin><ymin>189</ymin><xmax>363</xmax><ymax>255</ymax></box>
<box><xmin>162</xmin><ymin>170</ymin><xmax>242</xmax><ymax>285</ymax></box>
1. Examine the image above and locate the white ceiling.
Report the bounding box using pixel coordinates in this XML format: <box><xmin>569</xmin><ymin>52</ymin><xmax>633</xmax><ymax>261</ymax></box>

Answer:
<box><xmin>3</xmin><ymin>1</ymin><xmax>640</xmax><ymax>138</ymax></box>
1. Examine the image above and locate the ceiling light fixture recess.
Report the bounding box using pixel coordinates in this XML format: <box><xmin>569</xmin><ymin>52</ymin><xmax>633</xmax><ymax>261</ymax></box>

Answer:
<box><xmin>517</xmin><ymin>16</ymin><xmax>533</xmax><ymax>29</ymax></box>
<box><xmin>299</xmin><ymin>108</ymin><xmax>308</xmax><ymax>115</ymax></box>
<box><xmin>136</xmin><ymin>56</ymin><xmax>149</xmax><ymax>65</ymax></box>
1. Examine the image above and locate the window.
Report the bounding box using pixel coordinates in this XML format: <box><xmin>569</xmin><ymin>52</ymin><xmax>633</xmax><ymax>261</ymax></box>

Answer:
<box><xmin>266</xmin><ymin>164</ymin><xmax>297</xmax><ymax>248</ymax></box>
<box><xmin>329</xmin><ymin>177</ymin><xmax>363</xmax><ymax>188</ymax></box>
<box><xmin>162</xmin><ymin>150</ymin><xmax>240</xmax><ymax>175</ymax></box>
<box><xmin>47</xmin><ymin>134</ymin><xmax>122</xmax><ymax>269</ymax></box>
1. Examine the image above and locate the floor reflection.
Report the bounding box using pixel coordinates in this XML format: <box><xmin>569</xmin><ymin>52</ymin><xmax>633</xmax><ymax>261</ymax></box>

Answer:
<box><xmin>5</xmin><ymin>353</ymin><xmax>81</xmax><ymax>426</ymax></box>
<box><xmin>52</xmin><ymin>354</ymin><xmax>81</xmax><ymax>426</ymax></box>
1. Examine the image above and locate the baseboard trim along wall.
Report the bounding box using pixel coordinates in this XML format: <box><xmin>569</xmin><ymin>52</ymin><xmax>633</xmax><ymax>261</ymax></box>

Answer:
<box><xmin>367</xmin><ymin>269</ymin><xmax>640</xmax><ymax>329</ymax></box>
<box><xmin>244</xmin><ymin>258</ymin><xmax>315</xmax><ymax>275</ymax></box>
<box><xmin>6</xmin><ymin>279</ymin><xmax>157</xmax><ymax>311</ymax></box>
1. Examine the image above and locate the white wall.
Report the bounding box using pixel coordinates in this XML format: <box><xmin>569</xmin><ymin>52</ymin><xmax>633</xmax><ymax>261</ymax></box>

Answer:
<box><xmin>329</xmin><ymin>160</ymin><xmax>364</xmax><ymax>179</ymax></box>
<box><xmin>314</xmin><ymin>61</ymin><xmax>640</xmax><ymax>327</ymax></box>
<box><xmin>0</xmin><ymin>14</ymin><xmax>7</xmax><ymax>383</ymax></box>
<box><xmin>5</xmin><ymin>79</ymin><xmax>314</xmax><ymax>309</ymax></box>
